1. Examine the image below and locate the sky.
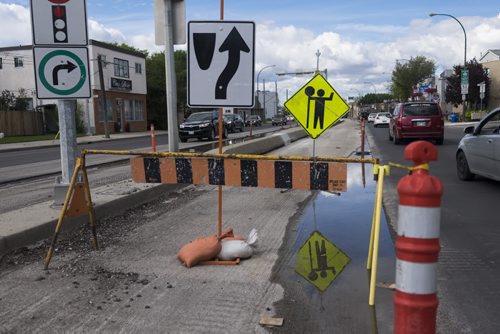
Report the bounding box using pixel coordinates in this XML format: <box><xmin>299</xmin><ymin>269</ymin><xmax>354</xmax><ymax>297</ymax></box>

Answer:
<box><xmin>1</xmin><ymin>0</ymin><xmax>500</xmax><ymax>103</ymax></box>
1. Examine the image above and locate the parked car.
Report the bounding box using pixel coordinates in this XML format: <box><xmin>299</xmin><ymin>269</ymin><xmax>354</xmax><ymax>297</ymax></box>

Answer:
<box><xmin>373</xmin><ymin>112</ymin><xmax>391</xmax><ymax>127</ymax></box>
<box><xmin>223</xmin><ymin>114</ymin><xmax>244</xmax><ymax>133</ymax></box>
<box><xmin>271</xmin><ymin>115</ymin><xmax>287</xmax><ymax>126</ymax></box>
<box><xmin>179</xmin><ymin>111</ymin><xmax>228</xmax><ymax>142</ymax></box>
<box><xmin>245</xmin><ymin>115</ymin><xmax>262</xmax><ymax>126</ymax></box>
<box><xmin>456</xmin><ymin>107</ymin><xmax>500</xmax><ymax>182</ymax></box>
<box><xmin>388</xmin><ymin>102</ymin><xmax>444</xmax><ymax>145</ymax></box>
<box><xmin>367</xmin><ymin>113</ymin><xmax>377</xmax><ymax>123</ymax></box>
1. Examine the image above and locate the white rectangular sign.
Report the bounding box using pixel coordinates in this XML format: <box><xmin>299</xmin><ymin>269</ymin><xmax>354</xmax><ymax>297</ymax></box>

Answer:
<box><xmin>33</xmin><ymin>47</ymin><xmax>91</xmax><ymax>99</ymax></box>
<box><xmin>188</xmin><ymin>21</ymin><xmax>255</xmax><ymax>108</ymax></box>
<box><xmin>30</xmin><ymin>0</ymin><xmax>88</xmax><ymax>46</ymax></box>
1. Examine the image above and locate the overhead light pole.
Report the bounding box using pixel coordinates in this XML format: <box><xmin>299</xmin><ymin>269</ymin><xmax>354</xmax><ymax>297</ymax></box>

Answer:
<box><xmin>315</xmin><ymin>49</ymin><xmax>321</xmax><ymax>72</ymax></box>
<box><xmin>430</xmin><ymin>13</ymin><xmax>467</xmax><ymax>117</ymax></box>
<box><xmin>364</xmin><ymin>81</ymin><xmax>377</xmax><ymax>94</ymax></box>
<box><xmin>429</xmin><ymin>13</ymin><xmax>466</xmax><ymax>67</ymax></box>
<box><xmin>256</xmin><ymin>64</ymin><xmax>275</xmax><ymax>117</ymax></box>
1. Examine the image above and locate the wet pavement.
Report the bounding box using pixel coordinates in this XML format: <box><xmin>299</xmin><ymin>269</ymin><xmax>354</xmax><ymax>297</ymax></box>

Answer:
<box><xmin>270</xmin><ymin>161</ymin><xmax>396</xmax><ymax>333</ymax></box>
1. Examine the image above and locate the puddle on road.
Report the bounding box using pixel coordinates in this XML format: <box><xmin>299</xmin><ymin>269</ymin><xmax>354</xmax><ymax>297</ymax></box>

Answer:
<box><xmin>271</xmin><ymin>160</ymin><xmax>396</xmax><ymax>333</ymax></box>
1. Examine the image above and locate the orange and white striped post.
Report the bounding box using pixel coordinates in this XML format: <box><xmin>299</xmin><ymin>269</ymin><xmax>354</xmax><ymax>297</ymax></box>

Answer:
<box><xmin>150</xmin><ymin>123</ymin><xmax>156</xmax><ymax>152</ymax></box>
<box><xmin>394</xmin><ymin>140</ymin><xmax>443</xmax><ymax>333</ymax></box>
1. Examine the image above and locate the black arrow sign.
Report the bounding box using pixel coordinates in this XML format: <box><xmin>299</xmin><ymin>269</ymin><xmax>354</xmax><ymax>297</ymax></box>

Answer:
<box><xmin>215</xmin><ymin>27</ymin><xmax>250</xmax><ymax>100</ymax></box>
<box><xmin>52</xmin><ymin>61</ymin><xmax>77</xmax><ymax>86</ymax></box>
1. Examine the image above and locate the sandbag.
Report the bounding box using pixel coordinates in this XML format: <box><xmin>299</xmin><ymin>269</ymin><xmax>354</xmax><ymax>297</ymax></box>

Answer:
<box><xmin>218</xmin><ymin>229</ymin><xmax>258</xmax><ymax>261</ymax></box>
<box><xmin>177</xmin><ymin>235</ymin><xmax>221</xmax><ymax>268</ymax></box>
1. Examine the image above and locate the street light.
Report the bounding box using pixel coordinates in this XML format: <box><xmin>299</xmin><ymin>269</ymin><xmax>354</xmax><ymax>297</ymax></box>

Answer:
<box><xmin>255</xmin><ymin>65</ymin><xmax>275</xmax><ymax>119</ymax></box>
<box><xmin>429</xmin><ymin>13</ymin><xmax>467</xmax><ymax>68</ymax></box>
<box><xmin>315</xmin><ymin>49</ymin><xmax>321</xmax><ymax>72</ymax></box>
<box><xmin>256</xmin><ymin>65</ymin><xmax>276</xmax><ymax>92</ymax></box>
<box><xmin>364</xmin><ymin>81</ymin><xmax>377</xmax><ymax>94</ymax></box>
<box><xmin>430</xmin><ymin>13</ymin><xmax>467</xmax><ymax>116</ymax></box>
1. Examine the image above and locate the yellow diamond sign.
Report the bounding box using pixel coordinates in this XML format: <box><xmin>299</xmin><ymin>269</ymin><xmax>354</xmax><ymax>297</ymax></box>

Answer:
<box><xmin>284</xmin><ymin>73</ymin><xmax>350</xmax><ymax>139</ymax></box>
<box><xmin>295</xmin><ymin>230</ymin><xmax>350</xmax><ymax>292</ymax></box>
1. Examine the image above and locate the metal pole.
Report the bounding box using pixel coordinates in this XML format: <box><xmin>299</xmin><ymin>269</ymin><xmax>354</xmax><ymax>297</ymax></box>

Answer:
<box><xmin>57</xmin><ymin>100</ymin><xmax>78</xmax><ymax>184</ymax></box>
<box><xmin>263</xmin><ymin>79</ymin><xmax>266</xmax><ymax>119</ymax></box>
<box><xmin>97</xmin><ymin>55</ymin><xmax>110</xmax><ymax>138</ymax></box>
<box><xmin>430</xmin><ymin>13</ymin><xmax>467</xmax><ymax>119</ymax></box>
<box><xmin>315</xmin><ymin>49</ymin><xmax>321</xmax><ymax>72</ymax></box>
<box><xmin>164</xmin><ymin>0</ymin><xmax>179</xmax><ymax>152</ymax></box>
<box><xmin>218</xmin><ymin>0</ymin><xmax>224</xmax><ymax>239</ymax></box>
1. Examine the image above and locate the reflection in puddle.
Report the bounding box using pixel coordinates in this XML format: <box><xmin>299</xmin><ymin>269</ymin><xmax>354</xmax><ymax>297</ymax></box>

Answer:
<box><xmin>271</xmin><ymin>161</ymin><xmax>396</xmax><ymax>333</ymax></box>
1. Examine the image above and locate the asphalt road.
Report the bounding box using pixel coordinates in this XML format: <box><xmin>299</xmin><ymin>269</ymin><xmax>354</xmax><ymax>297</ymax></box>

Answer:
<box><xmin>366</xmin><ymin>122</ymin><xmax>500</xmax><ymax>333</ymax></box>
<box><xmin>0</xmin><ymin>124</ymin><xmax>275</xmax><ymax>168</ymax></box>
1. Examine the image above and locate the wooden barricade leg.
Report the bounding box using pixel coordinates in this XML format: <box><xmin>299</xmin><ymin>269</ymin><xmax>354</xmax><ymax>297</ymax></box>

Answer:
<box><xmin>44</xmin><ymin>158</ymin><xmax>82</xmax><ymax>270</ymax></box>
<box><xmin>80</xmin><ymin>156</ymin><xmax>99</xmax><ymax>250</ymax></box>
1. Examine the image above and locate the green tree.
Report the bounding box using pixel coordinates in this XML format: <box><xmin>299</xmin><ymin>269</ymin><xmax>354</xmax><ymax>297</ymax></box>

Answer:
<box><xmin>445</xmin><ymin>58</ymin><xmax>490</xmax><ymax>109</ymax></box>
<box><xmin>108</xmin><ymin>42</ymin><xmax>148</xmax><ymax>58</ymax></box>
<box><xmin>146</xmin><ymin>50</ymin><xmax>187</xmax><ymax>129</ymax></box>
<box><xmin>390</xmin><ymin>56</ymin><xmax>436</xmax><ymax>101</ymax></box>
<box><xmin>358</xmin><ymin>93</ymin><xmax>393</xmax><ymax>105</ymax></box>
<box><xmin>0</xmin><ymin>90</ymin><xmax>15</xmax><ymax>111</ymax></box>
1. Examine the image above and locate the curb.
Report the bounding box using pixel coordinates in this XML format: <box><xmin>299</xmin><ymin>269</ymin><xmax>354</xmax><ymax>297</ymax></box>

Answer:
<box><xmin>0</xmin><ymin>183</ymin><xmax>180</xmax><ymax>256</ymax></box>
<box><xmin>0</xmin><ymin>132</ymin><xmax>166</xmax><ymax>153</ymax></box>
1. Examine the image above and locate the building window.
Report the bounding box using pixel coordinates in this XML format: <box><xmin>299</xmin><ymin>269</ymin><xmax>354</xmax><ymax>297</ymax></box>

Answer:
<box><xmin>135</xmin><ymin>62</ymin><xmax>142</xmax><ymax>74</ymax></box>
<box><xmin>124</xmin><ymin>99</ymin><xmax>144</xmax><ymax>121</ymax></box>
<box><xmin>14</xmin><ymin>57</ymin><xmax>23</xmax><ymax>68</ymax></box>
<box><xmin>114</xmin><ymin>58</ymin><xmax>129</xmax><ymax>78</ymax></box>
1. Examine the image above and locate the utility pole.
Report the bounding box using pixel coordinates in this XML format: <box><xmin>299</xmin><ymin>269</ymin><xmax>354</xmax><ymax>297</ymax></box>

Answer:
<box><xmin>97</xmin><ymin>55</ymin><xmax>110</xmax><ymax>138</ymax></box>
<box><xmin>164</xmin><ymin>0</ymin><xmax>179</xmax><ymax>152</ymax></box>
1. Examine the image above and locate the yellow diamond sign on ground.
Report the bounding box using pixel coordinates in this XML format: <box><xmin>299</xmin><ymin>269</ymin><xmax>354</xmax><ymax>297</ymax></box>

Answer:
<box><xmin>284</xmin><ymin>73</ymin><xmax>350</xmax><ymax>139</ymax></box>
<box><xmin>295</xmin><ymin>230</ymin><xmax>350</xmax><ymax>292</ymax></box>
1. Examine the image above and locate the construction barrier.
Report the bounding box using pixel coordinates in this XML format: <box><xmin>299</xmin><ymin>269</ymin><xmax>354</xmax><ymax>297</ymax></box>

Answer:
<box><xmin>43</xmin><ymin>149</ymin><xmax>377</xmax><ymax>269</ymax></box>
<box><xmin>394</xmin><ymin>141</ymin><xmax>443</xmax><ymax>333</ymax></box>
<box><xmin>130</xmin><ymin>156</ymin><xmax>348</xmax><ymax>192</ymax></box>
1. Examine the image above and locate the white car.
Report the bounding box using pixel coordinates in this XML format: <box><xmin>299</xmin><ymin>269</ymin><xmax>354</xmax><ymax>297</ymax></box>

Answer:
<box><xmin>367</xmin><ymin>113</ymin><xmax>377</xmax><ymax>123</ymax></box>
<box><xmin>373</xmin><ymin>112</ymin><xmax>391</xmax><ymax>127</ymax></box>
<box><xmin>456</xmin><ymin>107</ymin><xmax>500</xmax><ymax>182</ymax></box>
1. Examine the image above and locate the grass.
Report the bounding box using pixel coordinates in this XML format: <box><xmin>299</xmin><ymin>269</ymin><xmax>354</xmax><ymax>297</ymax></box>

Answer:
<box><xmin>0</xmin><ymin>134</ymin><xmax>60</xmax><ymax>144</ymax></box>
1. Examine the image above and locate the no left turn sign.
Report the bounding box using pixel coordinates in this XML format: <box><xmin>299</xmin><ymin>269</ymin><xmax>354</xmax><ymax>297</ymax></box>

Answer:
<box><xmin>33</xmin><ymin>47</ymin><xmax>91</xmax><ymax>99</ymax></box>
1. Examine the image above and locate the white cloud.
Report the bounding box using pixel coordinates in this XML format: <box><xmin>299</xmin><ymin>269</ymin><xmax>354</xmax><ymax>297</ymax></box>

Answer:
<box><xmin>0</xmin><ymin>3</ymin><xmax>31</xmax><ymax>45</ymax></box>
<box><xmin>1</xmin><ymin>2</ymin><xmax>499</xmax><ymax>101</ymax></box>
<box><xmin>87</xmin><ymin>19</ymin><xmax>126</xmax><ymax>43</ymax></box>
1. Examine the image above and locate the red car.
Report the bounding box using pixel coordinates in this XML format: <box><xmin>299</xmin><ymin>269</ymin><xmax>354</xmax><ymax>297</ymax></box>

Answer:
<box><xmin>389</xmin><ymin>102</ymin><xmax>444</xmax><ymax>145</ymax></box>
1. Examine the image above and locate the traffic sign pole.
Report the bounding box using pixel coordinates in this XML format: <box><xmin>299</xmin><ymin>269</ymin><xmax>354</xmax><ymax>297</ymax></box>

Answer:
<box><xmin>163</xmin><ymin>0</ymin><xmax>179</xmax><ymax>152</ymax></box>
<box><xmin>30</xmin><ymin>0</ymin><xmax>89</xmax><ymax>204</ymax></box>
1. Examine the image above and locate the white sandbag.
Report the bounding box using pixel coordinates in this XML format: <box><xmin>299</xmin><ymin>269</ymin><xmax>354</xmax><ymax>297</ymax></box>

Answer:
<box><xmin>218</xmin><ymin>229</ymin><xmax>258</xmax><ymax>261</ymax></box>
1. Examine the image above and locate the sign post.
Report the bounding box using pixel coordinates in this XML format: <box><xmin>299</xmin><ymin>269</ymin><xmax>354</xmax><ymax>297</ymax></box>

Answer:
<box><xmin>30</xmin><ymin>0</ymin><xmax>90</xmax><ymax>204</ymax></box>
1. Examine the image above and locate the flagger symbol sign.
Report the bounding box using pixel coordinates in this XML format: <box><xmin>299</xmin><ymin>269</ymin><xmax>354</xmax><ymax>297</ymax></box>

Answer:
<box><xmin>285</xmin><ymin>74</ymin><xmax>350</xmax><ymax>139</ymax></box>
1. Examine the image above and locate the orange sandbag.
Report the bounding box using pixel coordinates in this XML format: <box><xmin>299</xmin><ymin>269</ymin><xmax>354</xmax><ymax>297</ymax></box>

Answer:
<box><xmin>178</xmin><ymin>235</ymin><xmax>221</xmax><ymax>268</ymax></box>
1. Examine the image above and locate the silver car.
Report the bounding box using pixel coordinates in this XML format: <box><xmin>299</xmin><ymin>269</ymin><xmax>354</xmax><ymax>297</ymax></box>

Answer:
<box><xmin>456</xmin><ymin>107</ymin><xmax>500</xmax><ymax>181</ymax></box>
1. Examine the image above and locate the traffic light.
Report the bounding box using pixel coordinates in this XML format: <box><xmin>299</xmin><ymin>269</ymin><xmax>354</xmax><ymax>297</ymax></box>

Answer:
<box><xmin>52</xmin><ymin>5</ymin><xmax>68</xmax><ymax>43</ymax></box>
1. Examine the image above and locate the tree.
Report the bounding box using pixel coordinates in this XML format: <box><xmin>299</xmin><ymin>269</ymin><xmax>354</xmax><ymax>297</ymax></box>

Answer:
<box><xmin>390</xmin><ymin>56</ymin><xmax>436</xmax><ymax>101</ymax></box>
<box><xmin>0</xmin><ymin>90</ymin><xmax>16</xmax><ymax>111</ymax></box>
<box><xmin>445</xmin><ymin>59</ymin><xmax>490</xmax><ymax>109</ymax></box>
<box><xmin>146</xmin><ymin>50</ymin><xmax>187</xmax><ymax>129</ymax></box>
<box><xmin>358</xmin><ymin>93</ymin><xmax>393</xmax><ymax>105</ymax></box>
